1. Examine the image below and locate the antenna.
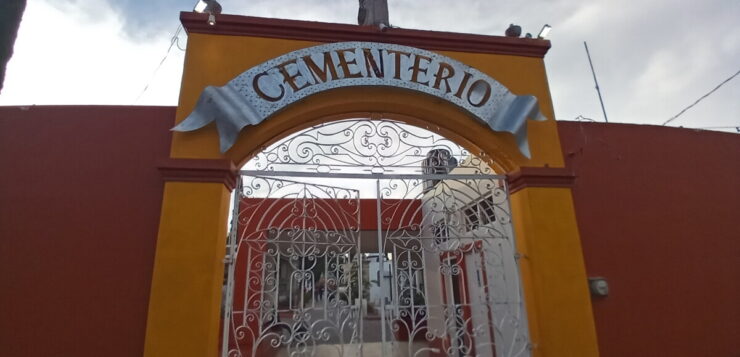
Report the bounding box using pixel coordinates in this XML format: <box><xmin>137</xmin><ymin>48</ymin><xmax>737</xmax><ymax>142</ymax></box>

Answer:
<box><xmin>584</xmin><ymin>41</ymin><xmax>609</xmax><ymax>123</ymax></box>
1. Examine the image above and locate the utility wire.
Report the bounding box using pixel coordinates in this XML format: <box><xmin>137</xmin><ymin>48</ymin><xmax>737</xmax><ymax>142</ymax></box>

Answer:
<box><xmin>690</xmin><ymin>125</ymin><xmax>740</xmax><ymax>129</ymax></box>
<box><xmin>134</xmin><ymin>0</ymin><xmax>204</xmax><ymax>103</ymax></box>
<box><xmin>662</xmin><ymin>68</ymin><xmax>740</xmax><ymax>126</ymax></box>
<box><xmin>688</xmin><ymin>125</ymin><xmax>740</xmax><ymax>132</ymax></box>
<box><xmin>555</xmin><ymin>115</ymin><xmax>598</xmax><ymax>122</ymax></box>
<box><xmin>134</xmin><ymin>25</ymin><xmax>184</xmax><ymax>103</ymax></box>
<box><xmin>562</xmin><ymin>116</ymin><xmax>738</xmax><ymax>132</ymax></box>
<box><xmin>574</xmin><ymin>115</ymin><xmax>597</xmax><ymax>122</ymax></box>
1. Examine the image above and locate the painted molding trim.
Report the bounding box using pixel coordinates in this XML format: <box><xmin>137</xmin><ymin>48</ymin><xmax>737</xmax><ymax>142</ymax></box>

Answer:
<box><xmin>180</xmin><ymin>12</ymin><xmax>551</xmax><ymax>58</ymax></box>
<box><xmin>159</xmin><ymin>159</ymin><xmax>238</xmax><ymax>190</ymax></box>
<box><xmin>507</xmin><ymin>166</ymin><xmax>575</xmax><ymax>193</ymax></box>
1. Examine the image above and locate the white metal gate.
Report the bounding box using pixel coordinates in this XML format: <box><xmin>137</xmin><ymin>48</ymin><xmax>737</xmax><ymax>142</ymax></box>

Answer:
<box><xmin>221</xmin><ymin>119</ymin><xmax>530</xmax><ymax>357</ymax></box>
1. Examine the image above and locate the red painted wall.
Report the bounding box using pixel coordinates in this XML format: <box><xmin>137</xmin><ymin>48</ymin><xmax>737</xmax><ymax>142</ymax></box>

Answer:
<box><xmin>0</xmin><ymin>106</ymin><xmax>174</xmax><ymax>357</ymax></box>
<box><xmin>2</xmin><ymin>107</ymin><xmax>737</xmax><ymax>356</ymax></box>
<box><xmin>559</xmin><ymin>122</ymin><xmax>740</xmax><ymax>356</ymax></box>
<box><xmin>239</xmin><ymin>198</ymin><xmax>421</xmax><ymax>232</ymax></box>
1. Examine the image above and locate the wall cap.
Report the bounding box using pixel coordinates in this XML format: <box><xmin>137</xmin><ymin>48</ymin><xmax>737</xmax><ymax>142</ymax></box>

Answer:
<box><xmin>159</xmin><ymin>158</ymin><xmax>237</xmax><ymax>190</ymax></box>
<box><xmin>180</xmin><ymin>12</ymin><xmax>551</xmax><ymax>58</ymax></box>
<box><xmin>507</xmin><ymin>166</ymin><xmax>575</xmax><ymax>193</ymax></box>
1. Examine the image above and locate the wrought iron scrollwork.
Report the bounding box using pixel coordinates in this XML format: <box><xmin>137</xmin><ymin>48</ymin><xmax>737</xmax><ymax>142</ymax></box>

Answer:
<box><xmin>245</xmin><ymin>119</ymin><xmax>493</xmax><ymax>175</ymax></box>
<box><xmin>223</xmin><ymin>118</ymin><xmax>530</xmax><ymax>357</ymax></box>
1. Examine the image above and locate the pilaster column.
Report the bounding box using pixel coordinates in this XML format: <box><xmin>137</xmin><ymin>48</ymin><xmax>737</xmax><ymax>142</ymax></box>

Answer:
<box><xmin>144</xmin><ymin>159</ymin><xmax>237</xmax><ymax>357</ymax></box>
<box><xmin>507</xmin><ymin>167</ymin><xmax>600</xmax><ymax>357</ymax></box>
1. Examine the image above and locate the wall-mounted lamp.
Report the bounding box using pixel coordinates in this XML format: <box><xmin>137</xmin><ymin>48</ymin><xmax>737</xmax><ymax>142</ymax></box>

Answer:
<box><xmin>194</xmin><ymin>0</ymin><xmax>222</xmax><ymax>26</ymax></box>
<box><xmin>588</xmin><ymin>277</ymin><xmax>609</xmax><ymax>297</ymax></box>
<box><xmin>537</xmin><ymin>24</ymin><xmax>552</xmax><ymax>39</ymax></box>
<box><xmin>193</xmin><ymin>0</ymin><xmax>207</xmax><ymax>13</ymax></box>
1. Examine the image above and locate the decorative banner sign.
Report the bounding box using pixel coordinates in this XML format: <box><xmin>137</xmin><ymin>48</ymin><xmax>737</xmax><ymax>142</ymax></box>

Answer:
<box><xmin>173</xmin><ymin>41</ymin><xmax>546</xmax><ymax>157</ymax></box>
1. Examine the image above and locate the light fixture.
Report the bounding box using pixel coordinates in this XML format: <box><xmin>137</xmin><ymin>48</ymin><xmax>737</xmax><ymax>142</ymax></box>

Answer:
<box><xmin>193</xmin><ymin>0</ymin><xmax>222</xmax><ymax>26</ymax></box>
<box><xmin>588</xmin><ymin>277</ymin><xmax>609</xmax><ymax>297</ymax></box>
<box><xmin>193</xmin><ymin>0</ymin><xmax>208</xmax><ymax>13</ymax></box>
<box><xmin>537</xmin><ymin>24</ymin><xmax>552</xmax><ymax>39</ymax></box>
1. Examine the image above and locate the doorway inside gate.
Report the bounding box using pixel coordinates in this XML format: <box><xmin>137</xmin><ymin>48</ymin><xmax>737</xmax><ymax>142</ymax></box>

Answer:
<box><xmin>221</xmin><ymin>118</ymin><xmax>530</xmax><ymax>357</ymax></box>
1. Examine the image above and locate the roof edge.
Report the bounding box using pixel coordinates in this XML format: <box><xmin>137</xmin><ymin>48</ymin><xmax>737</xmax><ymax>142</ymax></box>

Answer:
<box><xmin>180</xmin><ymin>12</ymin><xmax>551</xmax><ymax>58</ymax></box>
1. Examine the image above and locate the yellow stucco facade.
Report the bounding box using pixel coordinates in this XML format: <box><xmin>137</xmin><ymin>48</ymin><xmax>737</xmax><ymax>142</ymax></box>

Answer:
<box><xmin>144</xmin><ymin>15</ymin><xmax>598</xmax><ymax>357</ymax></box>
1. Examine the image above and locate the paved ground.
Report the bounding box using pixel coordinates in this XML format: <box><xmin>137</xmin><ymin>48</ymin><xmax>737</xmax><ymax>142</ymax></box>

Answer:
<box><xmin>263</xmin><ymin>309</ymin><xmax>433</xmax><ymax>356</ymax></box>
<box><xmin>269</xmin><ymin>342</ymin><xmax>432</xmax><ymax>357</ymax></box>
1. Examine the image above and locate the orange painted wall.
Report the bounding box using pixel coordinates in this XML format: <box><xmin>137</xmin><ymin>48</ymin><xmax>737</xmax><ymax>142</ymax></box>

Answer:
<box><xmin>559</xmin><ymin>122</ymin><xmax>740</xmax><ymax>356</ymax></box>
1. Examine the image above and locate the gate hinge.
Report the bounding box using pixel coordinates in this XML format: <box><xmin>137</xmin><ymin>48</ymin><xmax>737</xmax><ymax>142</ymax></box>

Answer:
<box><xmin>223</xmin><ymin>254</ymin><xmax>234</xmax><ymax>264</ymax></box>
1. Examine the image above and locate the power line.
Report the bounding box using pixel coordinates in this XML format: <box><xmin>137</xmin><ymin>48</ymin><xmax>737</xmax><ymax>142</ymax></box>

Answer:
<box><xmin>135</xmin><ymin>0</ymin><xmax>206</xmax><ymax>103</ymax></box>
<box><xmin>573</xmin><ymin>115</ymin><xmax>597</xmax><ymax>122</ymax></box>
<box><xmin>662</xmin><ymin>68</ymin><xmax>740</xmax><ymax>126</ymax></box>
<box><xmin>688</xmin><ymin>125</ymin><xmax>740</xmax><ymax>133</ymax></box>
<box><xmin>134</xmin><ymin>25</ymin><xmax>184</xmax><ymax>103</ymax></box>
<box><xmin>691</xmin><ymin>125</ymin><xmax>740</xmax><ymax>129</ymax></box>
<box><xmin>560</xmin><ymin>116</ymin><xmax>739</xmax><ymax>132</ymax></box>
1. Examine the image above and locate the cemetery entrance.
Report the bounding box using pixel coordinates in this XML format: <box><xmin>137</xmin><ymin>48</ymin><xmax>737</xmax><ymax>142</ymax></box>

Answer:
<box><xmin>221</xmin><ymin>118</ymin><xmax>530</xmax><ymax>357</ymax></box>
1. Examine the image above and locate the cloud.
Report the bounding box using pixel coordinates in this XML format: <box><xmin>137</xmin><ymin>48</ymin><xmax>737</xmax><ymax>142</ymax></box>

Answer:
<box><xmin>43</xmin><ymin>0</ymin><xmax>190</xmax><ymax>39</ymax></box>
<box><xmin>1</xmin><ymin>0</ymin><xmax>738</xmax><ymax>131</ymax></box>
<box><xmin>544</xmin><ymin>0</ymin><xmax>739</xmax><ymax>127</ymax></box>
<box><xmin>0</xmin><ymin>0</ymin><xmax>184</xmax><ymax>106</ymax></box>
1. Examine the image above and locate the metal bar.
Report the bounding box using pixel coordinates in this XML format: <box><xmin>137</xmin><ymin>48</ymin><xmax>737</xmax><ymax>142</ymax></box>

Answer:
<box><xmin>221</xmin><ymin>178</ymin><xmax>242</xmax><ymax>357</ymax></box>
<box><xmin>300</xmin><ymin>249</ymin><xmax>305</xmax><ymax>320</ymax></box>
<box><xmin>358</xmin><ymin>252</ymin><xmax>364</xmax><ymax>355</ymax></box>
<box><xmin>242</xmin><ymin>246</ymin><xmax>252</xmax><ymax>327</ymax></box>
<box><xmin>392</xmin><ymin>245</ymin><xmax>400</xmax><ymax>317</ymax></box>
<box><xmin>584</xmin><ymin>41</ymin><xmax>609</xmax><ymax>123</ymax></box>
<box><xmin>258</xmin><ymin>244</ymin><xmax>270</xmax><ymax>337</ymax></box>
<box><xmin>274</xmin><ymin>250</ymin><xmax>282</xmax><ymax>331</ymax></box>
<box><xmin>228</xmin><ymin>165</ymin><xmax>530</xmax><ymax>355</ymax></box>
<box><xmin>502</xmin><ymin>179</ymin><xmax>533</xmax><ymax>352</ymax></box>
<box><xmin>239</xmin><ymin>170</ymin><xmax>506</xmax><ymax>180</ymax></box>
<box><xmin>355</xmin><ymin>181</ymin><xmax>365</xmax><ymax>354</ymax></box>
<box><xmin>323</xmin><ymin>254</ymin><xmax>328</xmax><ymax>320</ymax></box>
<box><xmin>375</xmin><ymin>179</ymin><xmax>387</xmax><ymax>357</ymax></box>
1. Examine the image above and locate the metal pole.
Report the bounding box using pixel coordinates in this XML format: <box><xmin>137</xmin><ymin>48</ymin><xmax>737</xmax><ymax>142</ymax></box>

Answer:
<box><xmin>375</xmin><ymin>179</ymin><xmax>387</xmax><ymax>356</ymax></box>
<box><xmin>221</xmin><ymin>178</ymin><xmax>242</xmax><ymax>356</ymax></box>
<box><xmin>584</xmin><ymin>41</ymin><xmax>609</xmax><ymax>123</ymax></box>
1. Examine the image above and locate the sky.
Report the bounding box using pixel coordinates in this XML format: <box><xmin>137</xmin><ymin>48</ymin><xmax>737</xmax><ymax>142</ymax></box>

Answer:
<box><xmin>1</xmin><ymin>0</ymin><xmax>738</xmax><ymax>132</ymax></box>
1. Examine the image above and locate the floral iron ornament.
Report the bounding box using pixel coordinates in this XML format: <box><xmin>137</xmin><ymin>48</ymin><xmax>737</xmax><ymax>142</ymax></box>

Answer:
<box><xmin>173</xmin><ymin>41</ymin><xmax>546</xmax><ymax>157</ymax></box>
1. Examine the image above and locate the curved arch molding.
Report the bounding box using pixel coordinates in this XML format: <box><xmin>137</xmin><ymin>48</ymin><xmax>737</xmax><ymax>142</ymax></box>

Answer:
<box><xmin>173</xmin><ymin>41</ymin><xmax>546</xmax><ymax>157</ymax></box>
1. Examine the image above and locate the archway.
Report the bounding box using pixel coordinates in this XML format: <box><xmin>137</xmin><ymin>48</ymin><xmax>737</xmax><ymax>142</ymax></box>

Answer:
<box><xmin>222</xmin><ymin>116</ymin><xmax>530</xmax><ymax>357</ymax></box>
<box><xmin>145</xmin><ymin>27</ymin><xmax>599</xmax><ymax>357</ymax></box>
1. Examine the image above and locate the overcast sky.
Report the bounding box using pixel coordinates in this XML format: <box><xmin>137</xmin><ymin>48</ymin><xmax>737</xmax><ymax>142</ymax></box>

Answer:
<box><xmin>1</xmin><ymin>0</ymin><xmax>738</xmax><ymax>131</ymax></box>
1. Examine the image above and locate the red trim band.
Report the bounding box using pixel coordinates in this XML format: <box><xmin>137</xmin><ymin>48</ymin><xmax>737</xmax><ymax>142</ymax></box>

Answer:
<box><xmin>159</xmin><ymin>158</ymin><xmax>238</xmax><ymax>190</ymax></box>
<box><xmin>507</xmin><ymin>167</ymin><xmax>575</xmax><ymax>193</ymax></box>
<box><xmin>181</xmin><ymin>12</ymin><xmax>551</xmax><ymax>58</ymax></box>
